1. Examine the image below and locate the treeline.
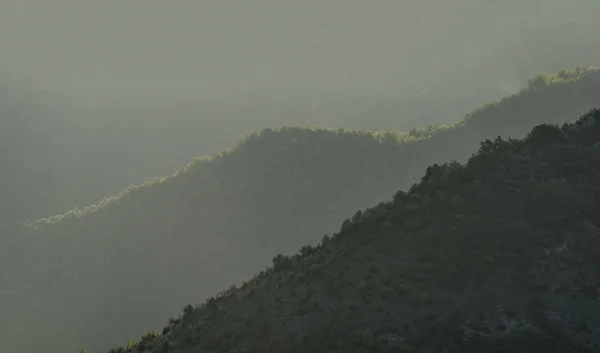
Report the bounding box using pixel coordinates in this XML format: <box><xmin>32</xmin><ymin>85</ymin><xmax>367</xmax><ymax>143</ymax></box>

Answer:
<box><xmin>1</xmin><ymin>67</ymin><xmax>599</xmax><ymax>353</ymax></box>
<box><xmin>106</xmin><ymin>109</ymin><xmax>600</xmax><ymax>353</ymax></box>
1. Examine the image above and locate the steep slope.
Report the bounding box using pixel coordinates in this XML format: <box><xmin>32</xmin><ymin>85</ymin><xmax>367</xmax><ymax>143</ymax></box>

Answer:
<box><xmin>6</xmin><ymin>127</ymin><xmax>433</xmax><ymax>353</ymax></box>
<box><xmin>2</xmin><ymin>64</ymin><xmax>600</xmax><ymax>223</ymax></box>
<box><xmin>3</xmin><ymin>67</ymin><xmax>600</xmax><ymax>353</ymax></box>
<box><xmin>105</xmin><ymin>109</ymin><xmax>600</xmax><ymax>353</ymax></box>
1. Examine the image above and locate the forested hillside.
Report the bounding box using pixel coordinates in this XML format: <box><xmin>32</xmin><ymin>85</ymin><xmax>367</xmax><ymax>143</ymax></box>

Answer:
<box><xmin>2</xmin><ymin>31</ymin><xmax>600</xmax><ymax>223</ymax></box>
<box><xmin>2</xmin><ymin>67</ymin><xmax>599</xmax><ymax>353</ymax></box>
<box><xmin>105</xmin><ymin>109</ymin><xmax>600</xmax><ymax>353</ymax></box>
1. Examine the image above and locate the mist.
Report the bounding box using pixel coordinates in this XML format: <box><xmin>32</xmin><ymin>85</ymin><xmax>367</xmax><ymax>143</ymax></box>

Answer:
<box><xmin>1</xmin><ymin>0</ymin><xmax>598</xmax><ymax>97</ymax></box>
<box><xmin>2</xmin><ymin>1</ymin><xmax>600</xmax><ymax>352</ymax></box>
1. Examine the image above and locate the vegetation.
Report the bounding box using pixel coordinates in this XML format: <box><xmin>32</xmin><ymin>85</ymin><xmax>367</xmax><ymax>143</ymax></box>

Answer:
<box><xmin>2</xmin><ymin>67</ymin><xmax>600</xmax><ymax>352</ymax></box>
<box><xmin>99</xmin><ymin>109</ymin><xmax>600</xmax><ymax>352</ymax></box>
<box><xmin>1</xmin><ymin>66</ymin><xmax>600</xmax><ymax>224</ymax></box>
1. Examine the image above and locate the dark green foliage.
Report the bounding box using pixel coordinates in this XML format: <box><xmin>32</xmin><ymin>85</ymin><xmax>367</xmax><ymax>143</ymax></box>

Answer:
<box><xmin>272</xmin><ymin>254</ymin><xmax>293</xmax><ymax>271</ymax></box>
<box><xmin>106</xmin><ymin>111</ymin><xmax>600</xmax><ymax>353</ymax></box>
<box><xmin>3</xmin><ymin>68</ymin><xmax>600</xmax><ymax>353</ymax></box>
<box><xmin>136</xmin><ymin>332</ymin><xmax>158</xmax><ymax>352</ymax></box>
<box><xmin>182</xmin><ymin>305</ymin><xmax>194</xmax><ymax>317</ymax></box>
<box><xmin>525</xmin><ymin>123</ymin><xmax>566</xmax><ymax>145</ymax></box>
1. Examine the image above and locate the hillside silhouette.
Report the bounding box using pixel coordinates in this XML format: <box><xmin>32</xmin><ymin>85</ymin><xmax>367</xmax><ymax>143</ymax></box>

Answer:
<box><xmin>3</xmin><ymin>20</ymin><xmax>600</xmax><ymax>222</ymax></box>
<box><xmin>103</xmin><ymin>109</ymin><xmax>600</xmax><ymax>353</ymax></box>
<box><xmin>394</xmin><ymin>24</ymin><xmax>600</xmax><ymax>129</ymax></box>
<box><xmin>2</xmin><ymin>67</ymin><xmax>600</xmax><ymax>352</ymax></box>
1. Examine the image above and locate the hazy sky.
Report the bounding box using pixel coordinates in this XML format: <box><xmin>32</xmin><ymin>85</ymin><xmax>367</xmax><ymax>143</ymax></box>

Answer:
<box><xmin>1</xmin><ymin>0</ymin><xmax>598</xmax><ymax>97</ymax></box>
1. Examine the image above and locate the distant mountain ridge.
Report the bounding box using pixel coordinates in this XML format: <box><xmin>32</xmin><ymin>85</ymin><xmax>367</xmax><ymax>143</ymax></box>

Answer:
<box><xmin>103</xmin><ymin>109</ymin><xmax>600</xmax><ymax>353</ymax></box>
<box><xmin>2</xmin><ymin>67</ymin><xmax>600</xmax><ymax>353</ymax></box>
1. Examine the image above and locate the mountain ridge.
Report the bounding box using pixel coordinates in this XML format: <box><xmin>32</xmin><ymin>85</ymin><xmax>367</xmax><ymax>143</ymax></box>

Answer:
<box><xmin>26</xmin><ymin>66</ymin><xmax>600</xmax><ymax>228</ymax></box>
<box><xmin>3</xmin><ymin>66</ymin><xmax>600</xmax><ymax>353</ymax></box>
<box><xmin>102</xmin><ymin>109</ymin><xmax>600</xmax><ymax>353</ymax></box>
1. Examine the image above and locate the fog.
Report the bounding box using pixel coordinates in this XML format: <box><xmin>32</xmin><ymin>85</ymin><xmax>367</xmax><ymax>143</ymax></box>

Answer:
<box><xmin>2</xmin><ymin>1</ymin><xmax>600</xmax><ymax>221</ymax></box>
<box><xmin>2</xmin><ymin>0</ymin><xmax>598</xmax><ymax>97</ymax></box>
<box><xmin>2</xmin><ymin>1</ymin><xmax>600</xmax><ymax>352</ymax></box>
